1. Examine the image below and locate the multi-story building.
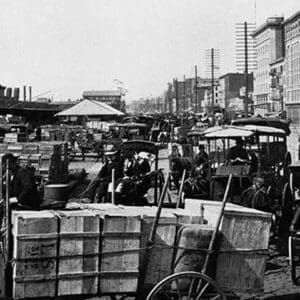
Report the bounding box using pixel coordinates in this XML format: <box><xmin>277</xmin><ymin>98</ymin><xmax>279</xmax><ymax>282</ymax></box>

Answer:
<box><xmin>219</xmin><ymin>73</ymin><xmax>254</xmax><ymax>112</ymax></box>
<box><xmin>284</xmin><ymin>11</ymin><xmax>300</xmax><ymax>124</ymax></box>
<box><xmin>252</xmin><ymin>17</ymin><xmax>284</xmax><ymax>116</ymax></box>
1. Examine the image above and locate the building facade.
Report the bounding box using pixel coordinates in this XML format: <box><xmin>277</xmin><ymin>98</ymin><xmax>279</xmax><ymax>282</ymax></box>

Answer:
<box><xmin>219</xmin><ymin>73</ymin><xmax>254</xmax><ymax>111</ymax></box>
<box><xmin>82</xmin><ymin>90</ymin><xmax>124</xmax><ymax>111</ymax></box>
<box><xmin>284</xmin><ymin>11</ymin><xmax>300</xmax><ymax>124</ymax></box>
<box><xmin>253</xmin><ymin>17</ymin><xmax>284</xmax><ymax>116</ymax></box>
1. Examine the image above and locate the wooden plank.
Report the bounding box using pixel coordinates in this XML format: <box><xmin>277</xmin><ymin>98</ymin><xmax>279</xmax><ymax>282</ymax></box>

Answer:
<box><xmin>57</xmin><ymin>210</ymin><xmax>100</xmax><ymax>296</ymax></box>
<box><xmin>11</xmin><ymin>211</ymin><xmax>58</xmax><ymax>299</ymax></box>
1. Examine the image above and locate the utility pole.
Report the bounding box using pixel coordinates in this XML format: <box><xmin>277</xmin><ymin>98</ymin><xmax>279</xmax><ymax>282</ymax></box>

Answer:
<box><xmin>195</xmin><ymin>66</ymin><xmax>198</xmax><ymax>113</ymax></box>
<box><xmin>244</xmin><ymin>21</ymin><xmax>249</xmax><ymax>117</ymax></box>
<box><xmin>211</xmin><ymin>48</ymin><xmax>215</xmax><ymax>125</ymax></box>
<box><xmin>183</xmin><ymin>75</ymin><xmax>186</xmax><ymax>113</ymax></box>
<box><xmin>175</xmin><ymin>78</ymin><xmax>179</xmax><ymax>115</ymax></box>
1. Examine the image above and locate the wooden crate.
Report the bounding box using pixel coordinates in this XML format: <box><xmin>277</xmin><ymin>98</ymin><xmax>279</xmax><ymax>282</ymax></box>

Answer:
<box><xmin>100</xmin><ymin>212</ymin><xmax>141</xmax><ymax>294</ymax></box>
<box><xmin>57</xmin><ymin>210</ymin><xmax>100</xmax><ymax>296</ymax></box>
<box><xmin>23</xmin><ymin>144</ymin><xmax>39</xmax><ymax>154</ymax></box>
<box><xmin>11</xmin><ymin>210</ymin><xmax>58</xmax><ymax>299</ymax></box>
<box><xmin>185</xmin><ymin>199</ymin><xmax>272</xmax><ymax>292</ymax></box>
<box><xmin>7</xmin><ymin>145</ymin><xmax>23</xmax><ymax>155</ymax></box>
<box><xmin>140</xmin><ymin>208</ymin><xmax>177</xmax><ymax>289</ymax></box>
<box><xmin>162</xmin><ymin>208</ymin><xmax>206</xmax><ymax>226</ymax></box>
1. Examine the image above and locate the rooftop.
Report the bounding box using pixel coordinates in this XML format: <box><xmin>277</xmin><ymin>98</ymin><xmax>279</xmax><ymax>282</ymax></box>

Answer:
<box><xmin>83</xmin><ymin>90</ymin><xmax>122</xmax><ymax>98</ymax></box>
<box><xmin>252</xmin><ymin>17</ymin><xmax>284</xmax><ymax>37</ymax></box>
<box><xmin>283</xmin><ymin>10</ymin><xmax>300</xmax><ymax>24</ymax></box>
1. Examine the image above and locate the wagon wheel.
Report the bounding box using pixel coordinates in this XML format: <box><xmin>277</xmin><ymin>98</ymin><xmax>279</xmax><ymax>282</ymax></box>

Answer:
<box><xmin>146</xmin><ymin>271</ymin><xmax>226</xmax><ymax>300</ymax></box>
<box><xmin>278</xmin><ymin>182</ymin><xmax>294</xmax><ymax>254</ymax></box>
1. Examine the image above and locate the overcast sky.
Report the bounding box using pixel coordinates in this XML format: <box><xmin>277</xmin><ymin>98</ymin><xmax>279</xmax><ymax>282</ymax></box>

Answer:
<box><xmin>0</xmin><ymin>0</ymin><xmax>299</xmax><ymax>102</ymax></box>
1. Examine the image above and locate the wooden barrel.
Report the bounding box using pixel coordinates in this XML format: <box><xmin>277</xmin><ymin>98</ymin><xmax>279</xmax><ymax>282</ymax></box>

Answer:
<box><xmin>44</xmin><ymin>184</ymin><xmax>69</xmax><ymax>203</ymax></box>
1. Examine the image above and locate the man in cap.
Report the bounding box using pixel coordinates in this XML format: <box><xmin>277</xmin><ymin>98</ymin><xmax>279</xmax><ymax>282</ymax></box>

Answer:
<box><xmin>94</xmin><ymin>146</ymin><xmax>123</xmax><ymax>202</ymax></box>
<box><xmin>2</xmin><ymin>153</ymin><xmax>41</xmax><ymax>209</ymax></box>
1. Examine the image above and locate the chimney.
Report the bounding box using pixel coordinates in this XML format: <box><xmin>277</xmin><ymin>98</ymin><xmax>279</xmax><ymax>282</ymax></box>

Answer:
<box><xmin>29</xmin><ymin>86</ymin><xmax>32</xmax><ymax>102</ymax></box>
<box><xmin>23</xmin><ymin>85</ymin><xmax>26</xmax><ymax>101</ymax></box>
<box><xmin>0</xmin><ymin>85</ymin><xmax>5</xmax><ymax>97</ymax></box>
<box><xmin>13</xmin><ymin>88</ymin><xmax>20</xmax><ymax>100</ymax></box>
<box><xmin>6</xmin><ymin>88</ymin><xmax>12</xmax><ymax>98</ymax></box>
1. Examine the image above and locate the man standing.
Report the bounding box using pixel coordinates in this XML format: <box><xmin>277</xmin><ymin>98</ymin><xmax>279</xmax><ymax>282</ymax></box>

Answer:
<box><xmin>94</xmin><ymin>148</ymin><xmax>123</xmax><ymax>202</ymax></box>
<box><xmin>2</xmin><ymin>153</ymin><xmax>41</xmax><ymax>209</ymax></box>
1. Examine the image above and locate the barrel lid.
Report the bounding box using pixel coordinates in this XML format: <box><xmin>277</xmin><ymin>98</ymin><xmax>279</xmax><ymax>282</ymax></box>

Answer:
<box><xmin>45</xmin><ymin>184</ymin><xmax>69</xmax><ymax>188</ymax></box>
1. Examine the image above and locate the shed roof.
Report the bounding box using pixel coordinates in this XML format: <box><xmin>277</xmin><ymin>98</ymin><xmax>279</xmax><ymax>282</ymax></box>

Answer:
<box><xmin>55</xmin><ymin>99</ymin><xmax>124</xmax><ymax>117</ymax></box>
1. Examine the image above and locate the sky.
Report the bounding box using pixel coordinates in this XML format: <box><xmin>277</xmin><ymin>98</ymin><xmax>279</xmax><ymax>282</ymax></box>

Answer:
<box><xmin>0</xmin><ymin>0</ymin><xmax>299</xmax><ymax>102</ymax></box>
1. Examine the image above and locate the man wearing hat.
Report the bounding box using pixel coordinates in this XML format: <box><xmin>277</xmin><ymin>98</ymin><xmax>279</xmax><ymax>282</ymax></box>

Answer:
<box><xmin>94</xmin><ymin>146</ymin><xmax>123</xmax><ymax>202</ymax></box>
<box><xmin>2</xmin><ymin>153</ymin><xmax>41</xmax><ymax>209</ymax></box>
<box><xmin>194</xmin><ymin>142</ymin><xmax>209</xmax><ymax>178</ymax></box>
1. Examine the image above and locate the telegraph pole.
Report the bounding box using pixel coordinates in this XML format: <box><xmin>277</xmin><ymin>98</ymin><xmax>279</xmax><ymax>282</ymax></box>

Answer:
<box><xmin>175</xmin><ymin>78</ymin><xmax>179</xmax><ymax>115</ymax></box>
<box><xmin>195</xmin><ymin>65</ymin><xmax>198</xmax><ymax>113</ymax></box>
<box><xmin>211</xmin><ymin>48</ymin><xmax>215</xmax><ymax>125</ymax></box>
<box><xmin>183</xmin><ymin>75</ymin><xmax>186</xmax><ymax>113</ymax></box>
<box><xmin>244</xmin><ymin>21</ymin><xmax>249</xmax><ymax>117</ymax></box>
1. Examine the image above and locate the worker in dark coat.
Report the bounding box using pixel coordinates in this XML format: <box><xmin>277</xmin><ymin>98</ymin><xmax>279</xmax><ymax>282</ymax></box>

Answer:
<box><xmin>94</xmin><ymin>148</ymin><xmax>123</xmax><ymax>202</ymax></box>
<box><xmin>2</xmin><ymin>153</ymin><xmax>41</xmax><ymax>209</ymax></box>
<box><xmin>194</xmin><ymin>143</ymin><xmax>209</xmax><ymax>178</ymax></box>
<box><xmin>226</xmin><ymin>138</ymin><xmax>248</xmax><ymax>163</ymax></box>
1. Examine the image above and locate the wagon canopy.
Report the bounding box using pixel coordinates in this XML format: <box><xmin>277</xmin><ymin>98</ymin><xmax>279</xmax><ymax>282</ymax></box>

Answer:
<box><xmin>203</xmin><ymin>125</ymin><xmax>286</xmax><ymax>139</ymax></box>
<box><xmin>232</xmin><ymin>118</ymin><xmax>290</xmax><ymax>135</ymax></box>
<box><xmin>204</xmin><ymin>127</ymin><xmax>254</xmax><ymax>139</ymax></box>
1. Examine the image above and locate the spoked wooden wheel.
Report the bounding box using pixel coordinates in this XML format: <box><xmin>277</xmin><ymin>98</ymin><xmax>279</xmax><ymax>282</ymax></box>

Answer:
<box><xmin>146</xmin><ymin>271</ymin><xmax>226</xmax><ymax>300</ymax></box>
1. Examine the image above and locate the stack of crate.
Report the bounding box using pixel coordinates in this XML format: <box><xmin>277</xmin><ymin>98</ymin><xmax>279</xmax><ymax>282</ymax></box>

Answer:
<box><xmin>4</xmin><ymin>132</ymin><xmax>27</xmax><ymax>143</ymax></box>
<box><xmin>57</xmin><ymin>210</ymin><xmax>100</xmax><ymax>296</ymax></box>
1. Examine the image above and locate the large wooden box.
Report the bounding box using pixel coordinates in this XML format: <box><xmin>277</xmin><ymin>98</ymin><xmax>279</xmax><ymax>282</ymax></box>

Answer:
<box><xmin>99</xmin><ymin>211</ymin><xmax>141</xmax><ymax>294</ymax></box>
<box><xmin>57</xmin><ymin>210</ymin><xmax>100</xmax><ymax>296</ymax></box>
<box><xmin>185</xmin><ymin>199</ymin><xmax>272</xmax><ymax>292</ymax></box>
<box><xmin>11</xmin><ymin>211</ymin><xmax>58</xmax><ymax>299</ymax></box>
<box><xmin>140</xmin><ymin>207</ymin><xmax>177</xmax><ymax>289</ymax></box>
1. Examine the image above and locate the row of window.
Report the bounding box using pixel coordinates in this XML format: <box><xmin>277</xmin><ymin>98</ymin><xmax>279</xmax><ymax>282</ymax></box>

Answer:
<box><xmin>256</xmin><ymin>30</ymin><xmax>269</xmax><ymax>44</ymax></box>
<box><xmin>256</xmin><ymin>95</ymin><xmax>269</xmax><ymax>104</ymax></box>
<box><xmin>256</xmin><ymin>70</ymin><xmax>269</xmax><ymax>82</ymax></box>
<box><xmin>254</xmin><ymin>83</ymin><xmax>270</xmax><ymax>94</ymax></box>
<box><xmin>286</xmin><ymin>89</ymin><xmax>300</xmax><ymax>103</ymax></box>
<box><xmin>286</xmin><ymin>73</ymin><xmax>300</xmax><ymax>87</ymax></box>
<box><xmin>257</xmin><ymin>42</ymin><xmax>270</xmax><ymax>56</ymax></box>
<box><xmin>285</xmin><ymin>20</ymin><xmax>300</xmax><ymax>41</ymax></box>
